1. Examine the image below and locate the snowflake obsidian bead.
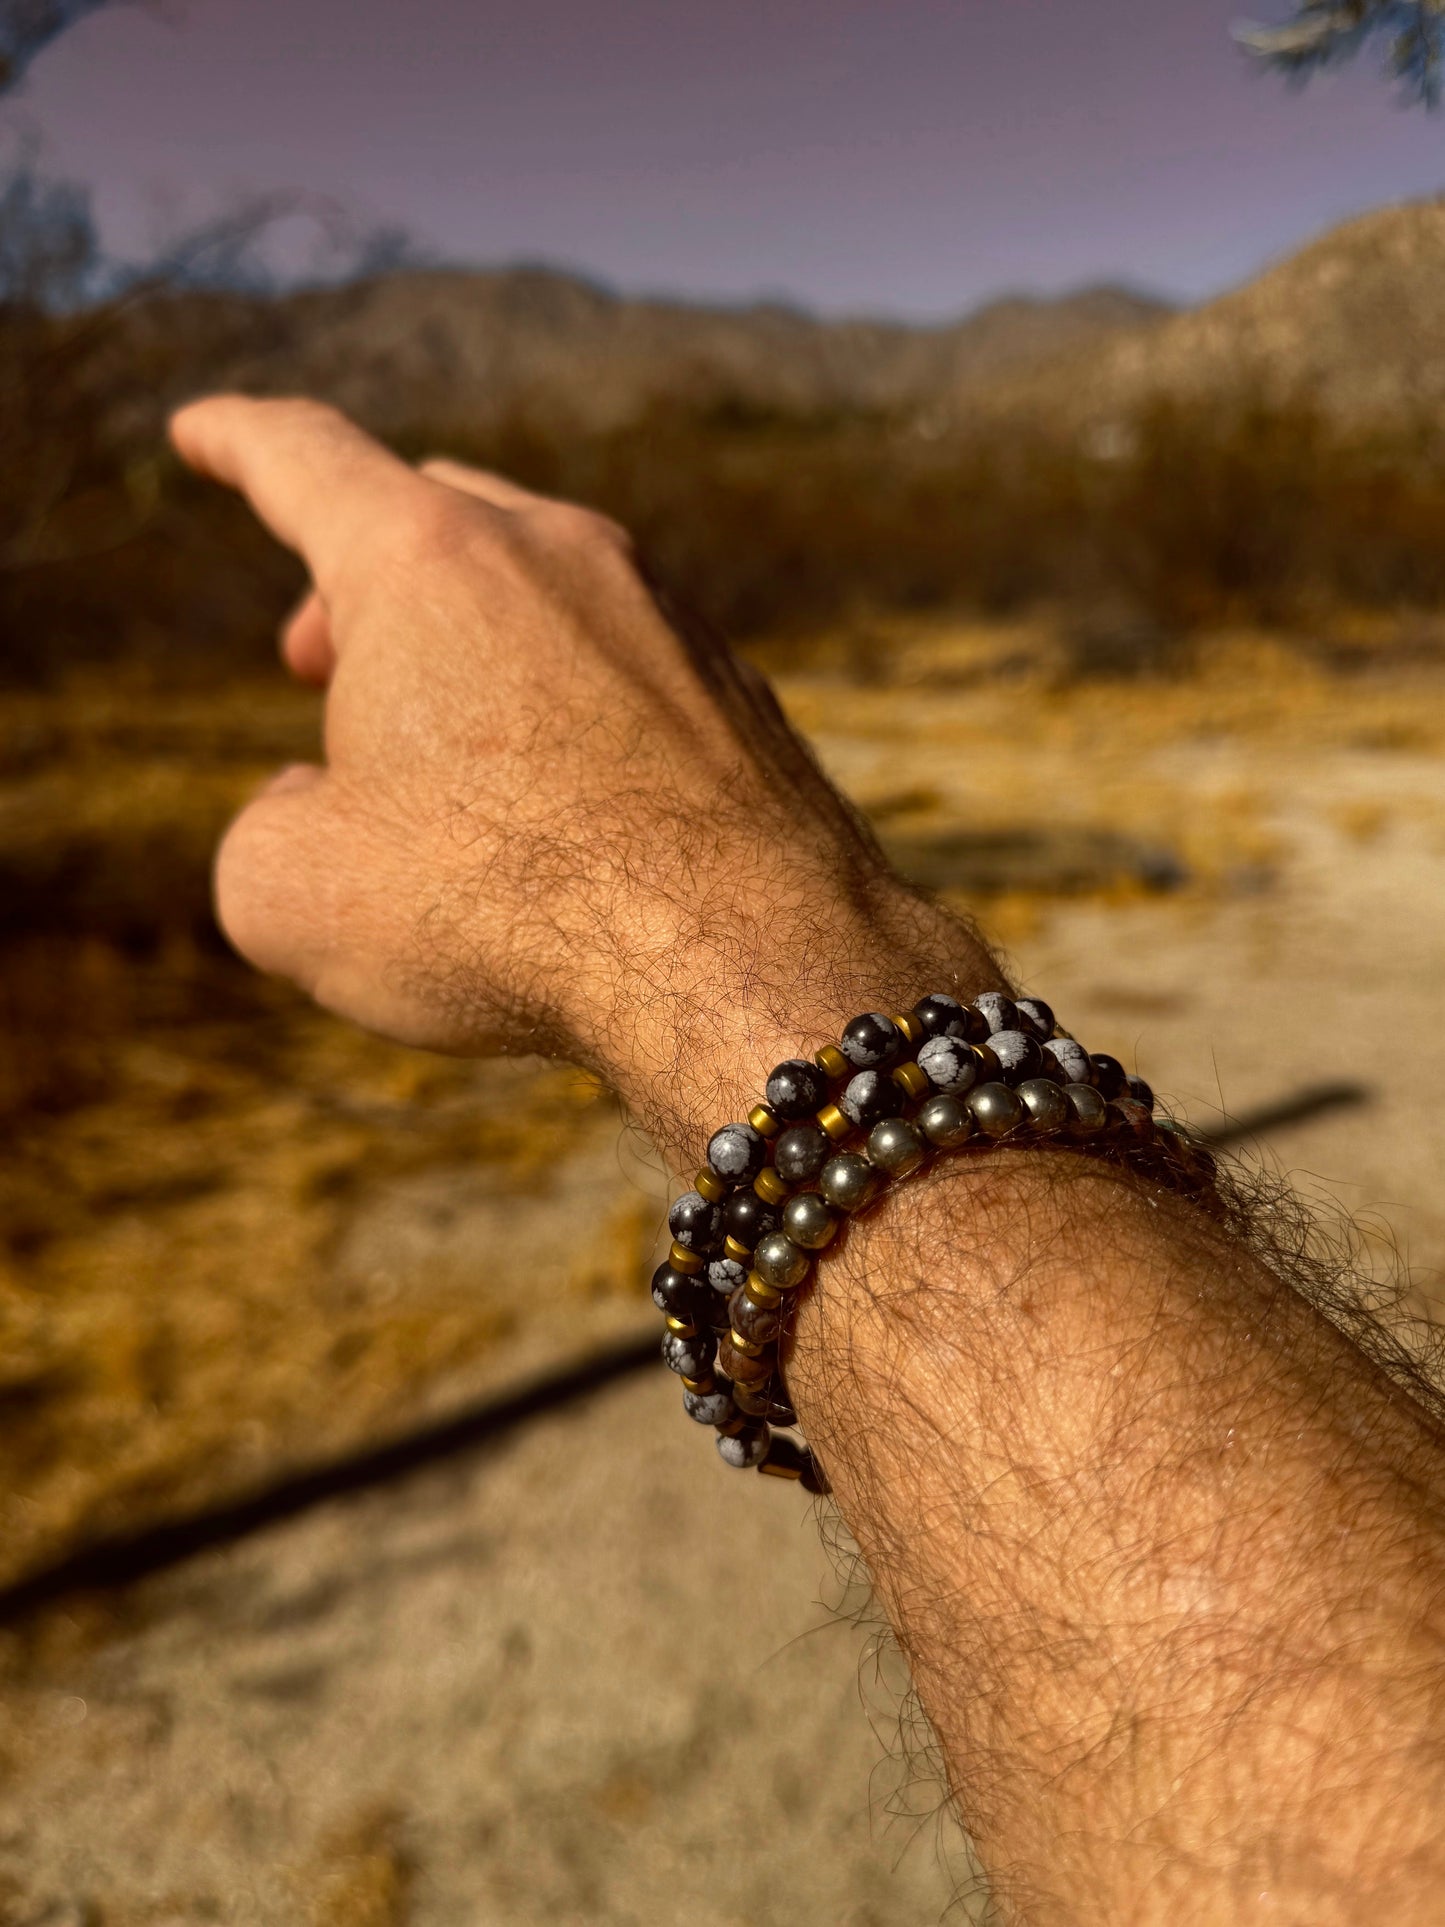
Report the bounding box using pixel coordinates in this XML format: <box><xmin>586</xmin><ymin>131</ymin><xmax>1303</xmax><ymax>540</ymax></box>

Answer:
<box><xmin>683</xmin><ymin>1381</ymin><xmax>737</xmax><ymax>1426</ymax></box>
<box><xmin>1090</xmin><ymin>1053</ymin><xmax>1128</xmax><ymax>1100</ymax></box>
<box><xmin>706</xmin><ymin>1123</ymin><xmax>768</xmax><ymax>1185</ymax></box>
<box><xmin>840</xmin><ymin>1069</ymin><xmax>905</xmax><ymax>1129</ymax></box>
<box><xmin>1043</xmin><ymin>1037</ymin><xmax>1093</xmax><ymax>1085</ymax></box>
<box><xmin>717</xmin><ymin>1422</ymin><xmax>771</xmax><ymax>1469</ymax></box>
<box><xmin>988</xmin><ymin>1030</ymin><xmax>1044</xmax><ymax>1084</ymax></box>
<box><xmin>916</xmin><ymin>1035</ymin><xmax>978</xmax><ymax>1095</ymax></box>
<box><xmin>661</xmin><ymin>1327</ymin><xmax>716</xmax><ymax>1378</ymax></box>
<box><xmin>840</xmin><ymin>1012</ymin><xmax>901</xmax><ymax>1070</ymax></box>
<box><xmin>975</xmin><ymin>991</ymin><xmax>1019</xmax><ymax>1036</ymax></box>
<box><xmin>765</xmin><ymin>1058</ymin><xmax>830</xmax><ymax>1121</ymax></box>
<box><xmin>914</xmin><ymin>993</ymin><xmax>977</xmax><ymax>1041</ymax></box>
<box><xmin>722</xmin><ymin>1189</ymin><xmax>780</xmax><ymax>1252</ymax></box>
<box><xmin>1014</xmin><ymin>997</ymin><xmax>1055</xmax><ymax>1041</ymax></box>
<box><xmin>668</xmin><ymin>1190</ymin><xmax>723</xmax><ymax>1253</ymax></box>
<box><xmin>651</xmin><ymin>1262</ymin><xmax>713</xmax><ymax>1321</ymax></box>
<box><xmin>773</xmin><ymin>1123</ymin><xmax>830</xmax><ymax>1186</ymax></box>
<box><xmin>706</xmin><ymin>1254</ymin><xmax>749</xmax><ymax>1298</ymax></box>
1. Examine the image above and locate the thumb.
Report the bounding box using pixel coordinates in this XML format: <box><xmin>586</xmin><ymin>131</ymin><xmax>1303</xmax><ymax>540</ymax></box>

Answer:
<box><xmin>214</xmin><ymin>764</ymin><xmax>342</xmax><ymax>994</ymax></box>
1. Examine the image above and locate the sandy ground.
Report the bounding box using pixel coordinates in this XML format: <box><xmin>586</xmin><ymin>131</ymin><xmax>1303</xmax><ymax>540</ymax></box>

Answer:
<box><xmin>4</xmin><ymin>628</ymin><xmax>1445</xmax><ymax>1923</ymax></box>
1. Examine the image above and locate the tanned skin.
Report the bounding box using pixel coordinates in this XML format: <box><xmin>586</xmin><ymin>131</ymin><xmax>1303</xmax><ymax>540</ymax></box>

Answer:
<box><xmin>172</xmin><ymin>396</ymin><xmax>1445</xmax><ymax>1924</ymax></box>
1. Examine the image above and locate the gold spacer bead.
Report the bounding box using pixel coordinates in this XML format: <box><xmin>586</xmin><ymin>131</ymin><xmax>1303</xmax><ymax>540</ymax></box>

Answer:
<box><xmin>665</xmin><ymin>1314</ymin><xmax>697</xmax><ymax>1336</ymax></box>
<box><xmin>892</xmin><ymin>1060</ymin><xmax>929</xmax><ymax>1101</ymax></box>
<box><xmin>724</xmin><ymin>1234</ymin><xmax>753</xmax><ymax>1263</ymax></box>
<box><xmin>758</xmin><ymin>1457</ymin><xmax>805</xmax><ymax>1480</ymax></box>
<box><xmin>669</xmin><ymin>1240</ymin><xmax>704</xmax><ymax>1275</ymax></box>
<box><xmin>728</xmin><ymin>1327</ymin><xmax>765</xmax><ymax>1358</ymax></box>
<box><xmin>816</xmin><ymin>1103</ymin><xmax>852</xmax><ymax>1142</ymax></box>
<box><xmin>748</xmin><ymin>1104</ymin><xmax>781</xmax><ymax>1138</ymax></box>
<box><xmin>753</xmin><ymin>1167</ymin><xmax>789</xmax><ymax>1206</ymax></box>
<box><xmin>681</xmin><ymin>1372</ymin><xmax>716</xmax><ymax>1395</ymax></box>
<box><xmin>745</xmin><ymin>1272</ymin><xmax>784</xmax><ymax>1307</ymax></box>
<box><xmin>814</xmin><ymin>1044</ymin><xmax>848</xmax><ymax>1081</ymax></box>
<box><xmin>694</xmin><ymin>1168</ymin><xmax>726</xmax><ymax>1204</ymax></box>
<box><xmin>893</xmin><ymin>1011</ymin><xmax>924</xmax><ymax>1046</ymax></box>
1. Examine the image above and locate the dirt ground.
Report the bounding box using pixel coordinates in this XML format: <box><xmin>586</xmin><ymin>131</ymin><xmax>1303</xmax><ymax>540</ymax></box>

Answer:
<box><xmin>3</xmin><ymin>623</ymin><xmax>1445</xmax><ymax>1923</ymax></box>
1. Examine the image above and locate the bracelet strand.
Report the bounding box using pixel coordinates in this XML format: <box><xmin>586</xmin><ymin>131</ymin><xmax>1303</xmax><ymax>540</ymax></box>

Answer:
<box><xmin>652</xmin><ymin>990</ymin><xmax>1218</xmax><ymax>1495</ymax></box>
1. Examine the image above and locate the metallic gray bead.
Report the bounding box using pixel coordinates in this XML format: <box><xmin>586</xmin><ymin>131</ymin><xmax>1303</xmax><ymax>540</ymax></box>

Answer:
<box><xmin>661</xmin><ymin>1328</ymin><xmax>715</xmax><ymax>1378</ymax></box>
<box><xmin>707</xmin><ymin>1255</ymin><xmax>749</xmax><ymax>1297</ymax></box>
<box><xmin>917</xmin><ymin>1092</ymin><xmax>975</xmax><ymax>1148</ymax></box>
<box><xmin>818</xmin><ymin>1151</ymin><xmax>879</xmax><ymax>1214</ymax></box>
<box><xmin>989</xmin><ymin>1029</ymin><xmax>1044</xmax><ymax>1084</ymax></box>
<box><xmin>753</xmin><ymin>1231</ymin><xmax>811</xmax><ymax>1291</ymax></box>
<box><xmin>1043</xmin><ymin>1037</ymin><xmax>1093</xmax><ymax>1085</ymax></box>
<box><xmin>683</xmin><ymin>1383</ymin><xmax>737</xmax><ymax>1426</ymax></box>
<box><xmin>1017</xmin><ymin>1078</ymin><xmax>1071</xmax><ymax>1133</ymax></box>
<box><xmin>782</xmin><ymin>1190</ymin><xmax>839</xmax><ymax>1251</ymax></box>
<box><xmin>1014</xmin><ymin>996</ymin><xmax>1055</xmax><ymax>1041</ymax></box>
<box><xmin>1061</xmin><ymin>1082</ymin><xmax>1109</xmax><ymax>1136</ymax></box>
<box><xmin>974</xmin><ymin>991</ymin><xmax>1019</xmax><ymax>1035</ymax></box>
<box><xmin>916</xmin><ymin>1034</ymin><xmax>977</xmax><ymax>1094</ymax></box>
<box><xmin>866</xmin><ymin>1116</ymin><xmax>926</xmax><ymax>1177</ymax></box>
<box><xmin>717</xmin><ymin>1422</ymin><xmax>771</xmax><ymax>1469</ymax></box>
<box><xmin>968</xmin><ymin>1081</ymin><xmax>1025</xmax><ymax>1138</ymax></box>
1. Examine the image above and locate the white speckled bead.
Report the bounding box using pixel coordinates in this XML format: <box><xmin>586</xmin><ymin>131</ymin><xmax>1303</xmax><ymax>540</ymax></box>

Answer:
<box><xmin>840</xmin><ymin>1012</ymin><xmax>901</xmax><ymax>1069</ymax></box>
<box><xmin>1014</xmin><ymin>997</ymin><xmax>1055</xmax><ymax>1041</ymax></box>
<box><xmin>975</xmin><ymin>991</ymin><xmax>1019</xmax><ymax>1035</ymax></box>
<box><xmin>683</xmin><ymin>1383</ymin><xmax>737</xmax><ymax>1426</ymax></box>
<box><xmin>706</xmin><ymin>1122</ymin><xmax>768</xmax><ymax>1184</ymax></box>
<box><xmin>717</xmin><ymin>1422</ymin><xmax>771</xmax><ymax>1468</ymax></box>
<box><xmin>1043</xmin><ymin>1037</ymin><xmax>1093</xmax><ymax>1085</ymax></box>
<box><xmin>989</xmin><ymin>1030</ymin><xmax>1045</xmax><ymax>1084</ymax></box>
<box><xmin>661</xmin><ymin>1327</ymin><xmax>716</xmax><ymax>1378</ymax></box>
<box><xmin>707</xmin><ymin>1255</ymin><xmax>749</xmax><ymax>1297</ymax></box>
<box><xmin>916</xmin><ymin>1034</ymin><xmax>978</xmax><ymax>1095</ymax></box>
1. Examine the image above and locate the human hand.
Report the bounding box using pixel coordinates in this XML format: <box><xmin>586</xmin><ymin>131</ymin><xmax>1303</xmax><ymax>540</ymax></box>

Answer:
<box><xmin>170</xmin><ymin>397</ymin><xmax>992</xmax><ymax>1159</ymax></box>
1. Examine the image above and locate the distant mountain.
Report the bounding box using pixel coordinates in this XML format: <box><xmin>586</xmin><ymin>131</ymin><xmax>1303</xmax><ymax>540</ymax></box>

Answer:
<box><xmin>140</xmin><ymin>268</ymin><xmax>1173</xmax><ymax>435</ymax></box>
<box><xmin>983</xmin><ymin>200</ymin><xmax>1445</xmax><ymax>431</ymax></box>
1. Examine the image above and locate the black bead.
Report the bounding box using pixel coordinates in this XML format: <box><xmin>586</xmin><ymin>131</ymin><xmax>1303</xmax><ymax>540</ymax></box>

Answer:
<box><xmin>661</xmin><ymin>1327</ymin><xmax>716</xmax><ymax>1377</ymax></box>
<box><xmin>974</xmin><ymin>991</ymin><xmax>1020</xmax><ymax>1036</ymax></box>
<box><xmin>765</xmin><ymin>1057</ymin><xmax>830</xmax><ymax>1119</ymax></box>
<box><xmin>667</xmin><ymin>1189</ymin><xmax>723</xmax><ymax>1254</ymax></box>
<box><xmin>839</xmin><ymin>1011</ymin><xmax>901</xmax><ymax>1071</ymax></box>
<box><xmin>988</xmin><ymin>1030</ymin><xmax>1044</xmax><ymax>1084</ymax></box>
<box><xmin>650</xmin><ymin>1262</ymin><xmax>713</xmax><ymax>1322</ymax></box>
<box><xmin>1126</xmin><ymin>1073</ymin><xmax>1155</xmax><ymax>1110</ymax></box>
<box><xmin>1091</xmin><ymin>1053</ymin><xmax>1128</xmax><ymax>1100</ymax></box>
<box><xmin>913</xmin><ymin>993</ymin><xmax>966</xmax><ymax>1040</ymax></box>
<box><xmin>773</xmin><ymin>1123</ymin><xmax>830</xmax><ymax>1186</ymax></box>
<box><xmin>706</xmin><ymin>1122</ymin><xmax>767</xmax><ymax>1185</ymax></box>
<box><xmin>1014</xmin><ymin>997</ymin><xmax>1055</xmax><ymax>1041</ymax></box>
<box><xmin>839</xmin><ymin>1069</ymin><xmax>905</xmax><ymax>1129</ymax></box>
<box><xmin>722</xmin><ymin>1188</ymin><xmax>781</xmax><ymax>1251</ymax></box>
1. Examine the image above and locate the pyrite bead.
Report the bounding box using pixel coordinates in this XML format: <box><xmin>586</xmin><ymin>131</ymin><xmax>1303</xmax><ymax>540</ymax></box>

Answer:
<box><xmin>753</xmin><ymin>1231</ymin><xmax>811</xmax><ymax>1291</ymax></box>
<box><xmin>683</xmin><ymin>1381</ymin><xmax>737</xmax><ymax>1426</ymax></box>
<box><xmin>773</xmin><ymin>1123</ymin><xmax>830</xmax><ymax>1187</ymax></box>
<box><xmin>840</xmin><ymin>1011</ymin><xmax>901</xmax><ymax>1070</ymax></box>
<box><xmin>968</xmin><ymin>1081</ymin><xmax>1025</xmax><ymax>1137</ymax></box>
<box><xmin>916</xmin><ymin>1035</ymin><xmax>978</xmax><ymax>1095</ymax></box>
<box><xmin>668</xmin><ymin>1190</ymin><xmax>723</xmax><ymax>1254</ymax></box>
<box><xmin>866</xmin><ymin>1116</ymin><xmax>926</xmax><ymax>1177</ymax></box>
<box><xmin>913</xmin><ymin>992</ymin><xmax>973</xmax><ymax>1040</ymax></box>
<box><xmin>975</xmin><ymin>991</ymin><xmax>1020</xmax><ymax>1035</ymax></box>
<box><xmin>729</xmin><ymin>1285</ymin><xmax>783</xmax><ymax>1345</ymax></box>
<box><xmin>1090</xmin><ymin>1052</ymin><xmax>1128</xmax><ymax>1100</ymax></box>
<box><xmin>1017</xmin><ymin>1077</ymin><xmax>1071</xmax><ymax>1133</ymax></box>
<box><xmin>840</xmin><ymin>1069</ymin><xmax>905</xmax><ymax>1129</ymax></box>
<box><xmin>1126</xmin><ymin>1073</ymin><xmax>1155</xmax><ymax>1110</ymax></box>
<box><xmin>1061</xmin><ymin>1082</ymin><xmax>1109</xmax><ymax>1136</ymax></box>
<box><xmin>661</xmin><ymin>1327</ymin><xmax>716</xmax><ymax>1378</ymax></box>
<box><xmin>782</xmin><ymin>1190</ymin><xmax>840</xmax><ymax>1251</ymax></box>
<box><xmin>707</xmin><ymin>1254</ymin><xmax>749</xmax><ymax>1298</ymax></box>
<box><xmin>989</xmin><ymin>1030</ymin><xmax>1044</xmax><ymax>1084</ymax></box>
<box><xmin>707</xmin><ymin>1122</ymin><xmax>767</xmax><ymax>1185</ymax></box>
<box><xmin>717</xmin><ymin>1422</ymin><xmax>771</xmax><ymax>1469</ymax></box>
<box><xmin>818</xmin><ymin>1151</ymin><xmax>879</xmax><ymax>1214</ymax></box>
<box><xmin>917</xmin><ymin>1091</ymin><xmax>976</xmax><ymax>1148</ymax></box>
<box><xmin>765</xmin><ymin>1058</ymin><xmax>829</xmax><ymax>1121</ymax></box>
<box><xmin>722</xmin><ymin>1189</ymin><xmax>780</xmax><ymax>1252</ymax></box>
<box><xmin>718</xmin><ymin>1334</ymin><xmax>774</xmax><ymax>1385</ymax></box>
<box><xmin>1043</xmin><ymin>1036</ymin><xmax>1093</xmax><ymax>1086</ymax></box>
<box><xmin>1014</xmin><ymin>997</ymin><xmax>1055</xmax><ymax>1041</ymax></box>
<box><xmin>651</xmin><ymin>1262</ymin><xmax>713</xmax><ymax>1322</ymax></box>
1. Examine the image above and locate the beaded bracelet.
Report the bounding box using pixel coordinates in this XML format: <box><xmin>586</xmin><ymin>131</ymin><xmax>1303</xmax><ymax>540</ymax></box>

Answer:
<box><xmin>651</xmin><ymin>990</ymin><xmax>1218</xmax><ymax>1495</ymax></box>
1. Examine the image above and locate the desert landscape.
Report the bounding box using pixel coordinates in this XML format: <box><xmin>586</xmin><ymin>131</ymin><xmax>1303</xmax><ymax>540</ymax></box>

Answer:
<box><xmin>6</xmin><ymin>203</ymin><xmax>1445</xmax><ymax>1922</ymax></box>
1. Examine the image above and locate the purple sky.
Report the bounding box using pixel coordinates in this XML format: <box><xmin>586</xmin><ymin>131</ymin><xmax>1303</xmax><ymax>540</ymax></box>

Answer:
<box><xmin>12</xmin><ymin>0</ymin><xmax>1445</xmax><ymax>317</ymax></box>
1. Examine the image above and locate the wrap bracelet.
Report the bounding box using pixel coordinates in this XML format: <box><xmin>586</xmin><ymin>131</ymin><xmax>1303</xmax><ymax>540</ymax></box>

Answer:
<box><xmin>651</xmin><ymin>990</ymin><xmax>1218</xmax><ymax>1496</ymax></box>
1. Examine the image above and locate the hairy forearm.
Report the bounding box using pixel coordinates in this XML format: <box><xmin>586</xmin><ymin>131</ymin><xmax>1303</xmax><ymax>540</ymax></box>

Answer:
<box><xmin>601</xmin><ymin>907</ymin><xmax>1445</xmax><ymax>1922</ymax></box>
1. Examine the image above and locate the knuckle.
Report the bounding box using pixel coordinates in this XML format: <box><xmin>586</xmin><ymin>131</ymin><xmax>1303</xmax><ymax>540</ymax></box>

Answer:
<box><xmin>535</xmin><ymin>501</ymin><xmax>634</xmax><ymax>555</ymax></box>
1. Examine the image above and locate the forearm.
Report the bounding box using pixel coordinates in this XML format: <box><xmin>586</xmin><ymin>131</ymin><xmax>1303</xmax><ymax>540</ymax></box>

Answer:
<box><xmin>599</xmin><ymin>909</ymin><xmax>1445</xmax><ymax>1922</ymax></box>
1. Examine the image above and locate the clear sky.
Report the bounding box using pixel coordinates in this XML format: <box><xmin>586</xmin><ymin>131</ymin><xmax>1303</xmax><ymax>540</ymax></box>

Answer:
<box><xmin>11</xmin><ymin>0</ymin><xmax>1445</xmax><ymax>318</ymax></box>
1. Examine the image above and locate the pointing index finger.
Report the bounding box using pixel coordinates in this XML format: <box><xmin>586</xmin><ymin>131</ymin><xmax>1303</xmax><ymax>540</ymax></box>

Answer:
<box><xmin>169</xmin><ymin>394</ymin><xmax>430</xmax><ymax>591</ymax></box>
